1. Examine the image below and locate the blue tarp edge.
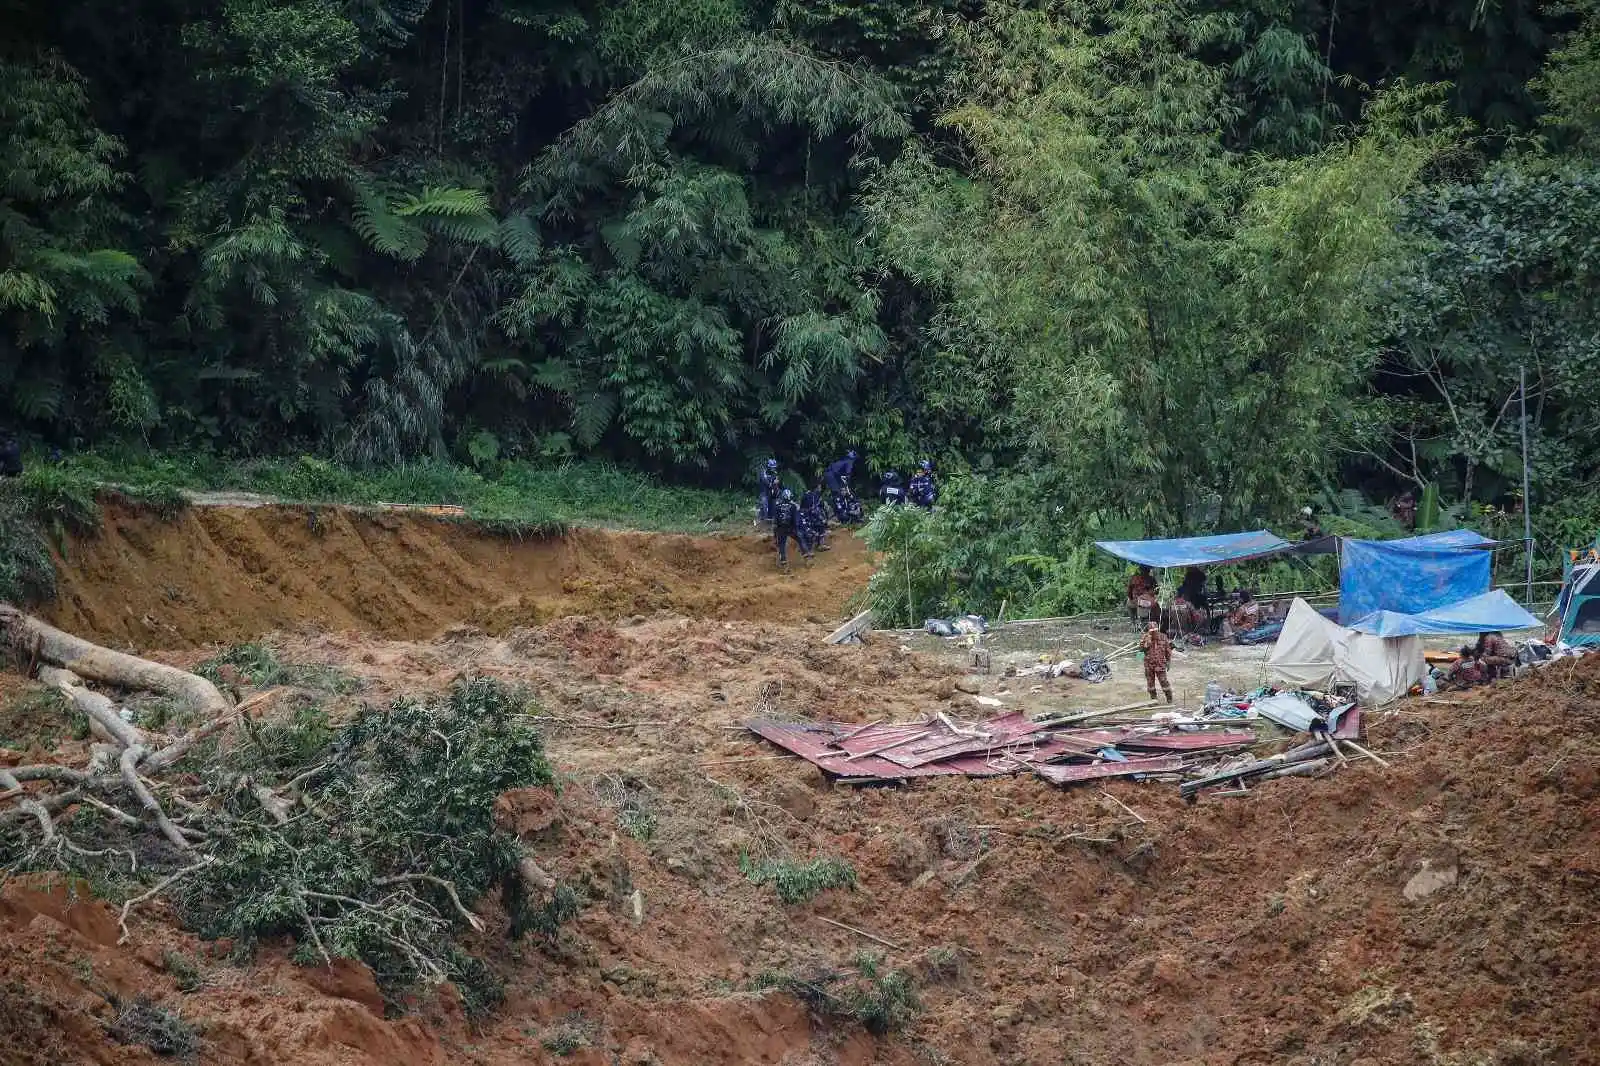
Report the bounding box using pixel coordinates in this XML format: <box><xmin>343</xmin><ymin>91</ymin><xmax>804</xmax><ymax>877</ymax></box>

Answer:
<box><xmin>1348</xmin><ymin>589</ymin><xmax>1540</xmax><ymax>637</ymax></box>
<box><xmin>1094</xmin><ymin>530</ymin><xmax>1293</xmax><ymax>569</ymax></box>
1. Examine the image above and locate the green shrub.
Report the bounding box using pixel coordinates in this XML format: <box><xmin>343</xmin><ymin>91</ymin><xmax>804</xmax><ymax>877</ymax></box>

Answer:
<box><xmin>196</xmin><ymin>643</ymin><xmax>358</xmax><ymax>694</ymax></box>
<box><xmin>161</xmin><ymin>951</ymin><xmax>204</xmax><ymax>993</ymax></box>
<box><xmin>177</xmin><ymin>677</ymin><xmax>569</xmax><ymax>1012</ymax></box>
<box><xmin>539</xmin><ymin>1014</ymin><xmax>596</xmax><ymax>1056</ymax></box>
<box><xmin>740</xmin><ymin>854</ymin><xmax>857</xmax><ymax>905</ymax></box>
<box><xmin>16</xmin><ymin>467</ymin><xmax>100</xmax><ymax>538</ymax></box>
<box><xmin>755</xmin><ymin>952</ymin><xmax>919</xmax><ymax>1035</ymax></box>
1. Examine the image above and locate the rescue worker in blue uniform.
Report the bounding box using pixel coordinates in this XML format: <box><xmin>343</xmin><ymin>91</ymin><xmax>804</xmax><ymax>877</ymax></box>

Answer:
<box><xmin>823</xmin><ymin>450</ymin><xmax>857</xmax><ymax>495</ymax></box>
<box><xmin>908</xmin><ymin>460</ymin><xmax>937</xmax><ymax>509</ymax></box>
<box><xmin>0</xmin><ymin>432</ymin><xmax>21</xmax><ymax>478</ymax></box>
<box><xmin>771</xmin><ymin>488</ymin><xmax>812</xmax><ymax>572</ymax></box>
<box><xmin>799</xmin><ymin>487</ymin><xmax>829</xmax><ymax>551</ymax></box>
<box><xmin>756</xmin><ymin>458</ymin><xmax>781</xmax><ymax>524</ymax></box>
<box><xmin>878</xmin><ymin>469</ymin><xmax>906</xmax><ymax>506</ymax></box>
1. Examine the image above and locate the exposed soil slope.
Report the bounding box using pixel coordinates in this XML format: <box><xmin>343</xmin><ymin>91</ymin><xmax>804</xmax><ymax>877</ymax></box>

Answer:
<box><xmin>45</xmin><ymin>502</ymin><xmax>870</xmax><ymax>647</ymax></box>
<box><xmin>8</xmin><ymin>508</ymin><xmax>1596</xmax><ymax>1066</ymax></box>
<box><xmin>5</xmin><ymin>617</ymin><xmax>1594</xmax><ymax>1066</ymax></box>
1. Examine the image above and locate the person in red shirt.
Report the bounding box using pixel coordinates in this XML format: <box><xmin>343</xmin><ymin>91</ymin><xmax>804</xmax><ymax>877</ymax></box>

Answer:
<box><xmin>1447</xmin><ymin>646</ymin><xmax>1488</xmax><ymax>689</ymax></box>
<box><xmin>1126</xmin><ymin>565</ymin><xmax>1157</xmax><ymax>623</ymax></box>
<box><xmin>1474</xmin><ymin>631</ymin><xmax>1516</xmax><ymax>677</ymax></box>
<box><xmin>1140</xmin><ymin>622</ymin><xmax>1174</xmax><ymax>704</ymax></box>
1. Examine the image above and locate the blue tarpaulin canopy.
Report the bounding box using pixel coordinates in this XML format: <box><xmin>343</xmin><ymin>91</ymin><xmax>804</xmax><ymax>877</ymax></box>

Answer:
<box><xmin>1348</xmin><ymin>589</ymin><xmax>1540</xmax><ymax>637</ymax></box>
<box><xmin>1338</xmin><ymin>529</ymin><xmax>1496</xmax><ymax>624</ymax></box>
<box><xmin>1093</xmin><ymin>530</ymin><xmax>1294</xmax><ymax>569</ymax></box>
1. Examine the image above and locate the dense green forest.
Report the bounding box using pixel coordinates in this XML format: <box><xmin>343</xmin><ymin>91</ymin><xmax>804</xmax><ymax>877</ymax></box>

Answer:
<box><xmin>5</xmin><ymin>0</ymin><xmax>1600</xmax><ymax>617</ymax></box>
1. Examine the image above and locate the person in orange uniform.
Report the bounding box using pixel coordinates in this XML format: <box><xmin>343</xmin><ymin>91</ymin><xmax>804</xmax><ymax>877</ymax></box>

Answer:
<box><xmin>1140</xmin><ymin>622</ymin><xmax>1174</xmax><ymax>704</ymax></box>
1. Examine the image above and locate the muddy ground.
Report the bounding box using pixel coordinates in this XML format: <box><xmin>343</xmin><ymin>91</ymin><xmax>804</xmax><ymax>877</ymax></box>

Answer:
<box><xmin>3</xmin><ymin>505</ymin><xmax>1596</xmax><ymax>1066</ymax></box>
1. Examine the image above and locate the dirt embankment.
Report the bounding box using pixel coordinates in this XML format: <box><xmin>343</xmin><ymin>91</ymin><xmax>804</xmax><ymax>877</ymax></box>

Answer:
<box><xmin>45</xmin><ymin>502</ymin><xmax>871</xmax><ymax>647</ymax></box>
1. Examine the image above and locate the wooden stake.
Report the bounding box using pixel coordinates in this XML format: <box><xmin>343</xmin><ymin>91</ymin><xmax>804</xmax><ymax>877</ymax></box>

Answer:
<box><xmin>1099</xmin><ymin>790</ymin><xmax>1146</xmax><ymax>824</ymax></box>
<box><xmin>836</xmin><ymin>718</ymin><xmax>886</xmax><ymax>741</ymax></box>
<box><xmin>816</xmin><ymin>915</ymin><xmax>903</xmax><ymax>951</ymax></box>
<box><xmin>1339</xmin><ymin>738</ymin><xmax>1392</xmax><ymax>768</ymax></box>
<box><xmin>699</xmin><ymin>754</ymin><xmax>801</xmax><ymax>767</ymax></box>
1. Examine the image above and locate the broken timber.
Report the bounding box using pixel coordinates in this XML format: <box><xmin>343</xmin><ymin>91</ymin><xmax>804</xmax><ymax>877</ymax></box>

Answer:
<box><xmin>1179</xmin><ymin>741</ymin><xmax>1332</xmax><ymax>798</ymax></box>
<box><xmin>825</xmin><ymin>609</ymin><xmax>874</xmax><ymax>645</ymax></box>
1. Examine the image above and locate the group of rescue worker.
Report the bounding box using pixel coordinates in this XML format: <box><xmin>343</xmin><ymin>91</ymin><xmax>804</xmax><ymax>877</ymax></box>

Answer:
<box><xmin>756</xmin><ymin>450</ymin><xmax>938</xmax><ymax>572</ymax></box>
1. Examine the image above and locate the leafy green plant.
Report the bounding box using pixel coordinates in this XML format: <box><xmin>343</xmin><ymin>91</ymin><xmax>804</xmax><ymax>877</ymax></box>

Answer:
<box><xmin>174</xmin><ymin>678</ymin><xmax>570</xmax><ymax>1013</ymax></box>
<box><xmin>196</xmin><ymin>644</ymin><xmax>357</xmax><ymax>695</ymax></box>
<box><xmin>740</xmin><ymin>853</ymin><xmax>857</xmax><ymax>905</ymax></box>
<box><xmin>755</xmin><ymin>952</ymin><xmax>919</xmax><ymax>1035</ymax></box>
<box><xmin>161</xmin><ymin>952</ymin><xmax>205</xmax><ymax>994</ymax></box>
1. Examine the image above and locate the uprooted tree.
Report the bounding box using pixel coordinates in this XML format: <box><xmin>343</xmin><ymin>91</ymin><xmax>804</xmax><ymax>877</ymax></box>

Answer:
<box><xmin>0</xmin><ymin>607</ymin><xmax>571</xmax><ymax>1014</ymax></box>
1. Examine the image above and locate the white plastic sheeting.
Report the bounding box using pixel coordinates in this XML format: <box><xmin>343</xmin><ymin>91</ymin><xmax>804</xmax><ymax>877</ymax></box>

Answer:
<box><xmin>1267</xmin><ymin>598</ymin><xmax>1426</xmax><ymax>705</ymax></box>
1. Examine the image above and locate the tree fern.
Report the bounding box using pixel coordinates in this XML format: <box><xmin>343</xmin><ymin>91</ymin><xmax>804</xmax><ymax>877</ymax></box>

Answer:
<box><xmin>572</xmin><ymin>389</ymin><xmax>619</xmax><ymax>447</ymax></box>
<box><xmin>395</xmin><ymin>186</ymin><xmax>497</xmax><ymax>244</ymax></box>
<box><xmin>352</xmin><ymin>182</ymin><xmax>429</xmax><ymax>261</ymax></box>
<box><xmin>498</xmin><ymin>212</ymin><xmax>543</xmax><ymax>268</ymax></box>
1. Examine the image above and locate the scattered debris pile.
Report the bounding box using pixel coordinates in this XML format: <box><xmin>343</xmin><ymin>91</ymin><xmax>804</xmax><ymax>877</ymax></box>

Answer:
<box><xmin>746</xmin><ymin>710</ymin><xmax>1255</xmax><ymax>787</ymax></box>
<box><xmin>748</xmin><ymin>679</ymin><xmax>1406</xmax><ymax>798</ymax></box>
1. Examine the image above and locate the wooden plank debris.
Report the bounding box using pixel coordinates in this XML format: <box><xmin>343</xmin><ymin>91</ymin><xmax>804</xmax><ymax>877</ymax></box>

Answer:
<box><xmin>825</xmin><ymin>610</ymin><xmax>874</xmax><ymax>645</ymax></box>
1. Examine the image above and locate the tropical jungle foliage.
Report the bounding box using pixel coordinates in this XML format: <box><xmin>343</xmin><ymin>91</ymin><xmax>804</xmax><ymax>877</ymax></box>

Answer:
<box><xmin>6</xmin><ymin>0</ymin><xmax>1600</xmax><ymax>618</ymax></box>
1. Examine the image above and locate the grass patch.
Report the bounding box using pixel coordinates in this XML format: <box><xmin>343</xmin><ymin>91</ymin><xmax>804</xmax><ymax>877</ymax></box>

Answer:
<box><xmin>196</xmin><ymin>644</ymin><xmax>359</xmax><ymax>695</ymax></box>
<box><xmin>539</xmin><ymin>1014</ymin><xmax>597</xmax><ymax>1056</ymax></box>
<box><xmin>111</xmin><ymin>483</ymin><xmax>190</xmax><ymax>520</ymax></box>
<box><xmin>754</xmin><ymin>952</ymin><xmax>919</xmax><ymax>1035</ymax></box>
<box><xmin>47</xmin><ymin>450</ymin><xmax>747</xmax><ymax>534</ymax></box>
<box><xmin>105</xmin><ymin>996</ymin><xmax>201</xmax><ymax>1061</ymax></box>
<box><xmin>740</xmin><ymin>853</ymin><xmax>857</xmax><ymax>905</ymax></box>
<box><xmin>162</xmin><ymin>951</ymin><xmax>205</xmax><ymax>994</ymax></box>
<box><xmin>0</xmin><ymin>686</ymin><xmax>82</xmax><ymax>749</ymax></box>
<box><xmin>920</xmin><ymin>945</ymin><xmax>968</xmax><ymax>984</ymax></box>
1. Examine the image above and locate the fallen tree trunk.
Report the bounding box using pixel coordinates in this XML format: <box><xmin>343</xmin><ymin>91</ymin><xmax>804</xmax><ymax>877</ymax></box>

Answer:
<box><xmin>1</xmin><ymin>606</ymin><xmax>231</xmax><ymax>721</ymax></box>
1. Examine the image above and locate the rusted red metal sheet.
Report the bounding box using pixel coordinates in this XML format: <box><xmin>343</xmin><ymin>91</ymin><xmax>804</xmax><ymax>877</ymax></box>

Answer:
<box><xmin>747</xmin><ymin>716</ymin><xmax>1205</xmax><ymax>785</ymax></box>
<box><xmin>746</xmin><ymin>718</ymin><xmax>1088</xmax><ymax>780</ymax></box>
<box><xmin>1031</xmin><ymin>756</ymin><xmax>1184</xmax><ymax>785</ymax></box>
<box><xmin>1332</xmin><ymin>707</ymin><xmax>1362</xmax><ymax>740</ymax></box>
<box><xmin>1114</xmin><ymin>730</ymin><xmax>1256</xmax><ymax>751</ymax></box>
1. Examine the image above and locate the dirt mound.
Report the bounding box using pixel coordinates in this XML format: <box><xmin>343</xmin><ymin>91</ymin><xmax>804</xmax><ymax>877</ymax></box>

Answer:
<box><xmin>45</xmin><ymin>502</ymin><xmax>872</xmax><ymax>648</ymax></box>
<box><xmin>7</xmin><ymin>563</ymin><xmax>1597</xmax><ymax>1064</ymax></box>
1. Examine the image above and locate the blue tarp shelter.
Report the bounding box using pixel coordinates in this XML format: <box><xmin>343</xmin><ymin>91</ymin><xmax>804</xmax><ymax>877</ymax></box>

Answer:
<box><xmin>1338</xmin><ymin>529</ymin><xmax>1496</xmax><ymax>624</ymax></box>
<box><xmin>1094</xmin><ymin>530</ymin><xmax>1294</xmax><ymax>569</ymax></box>
<box><xmin>1348</xmin><ymin>589</ymin><xmax>1540</xmax><ymax>638</ymax></box>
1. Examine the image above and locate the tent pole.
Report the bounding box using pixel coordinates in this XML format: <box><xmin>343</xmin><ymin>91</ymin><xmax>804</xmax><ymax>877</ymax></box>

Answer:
<box><xmin>1520</xmin><ymin>364</ymin><xmax>1534</xmax><ymax>606</ymax></box>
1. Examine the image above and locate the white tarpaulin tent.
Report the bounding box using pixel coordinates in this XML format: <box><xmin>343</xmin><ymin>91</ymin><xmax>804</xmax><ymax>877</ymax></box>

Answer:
<box><xmin>1267</xmin><ymin>598</ymin><xmax>1426</xmax><ymax>705</ymax></box>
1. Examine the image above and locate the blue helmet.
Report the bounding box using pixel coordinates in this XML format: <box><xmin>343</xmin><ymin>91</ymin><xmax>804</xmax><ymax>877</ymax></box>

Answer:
<box><xmin>765</xmin><ymin>458</ymin><xmax>778</xmax><ymax>470</ymax></box>
<box><xmin>780</xmin><ymin>487</ymin><xmax>794</xmax><ymax>501</ymax></box>
<box><xmin>919</xmin><ymin>459</ymin><xmax>933</xmax><ymax>471</ymax></box>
